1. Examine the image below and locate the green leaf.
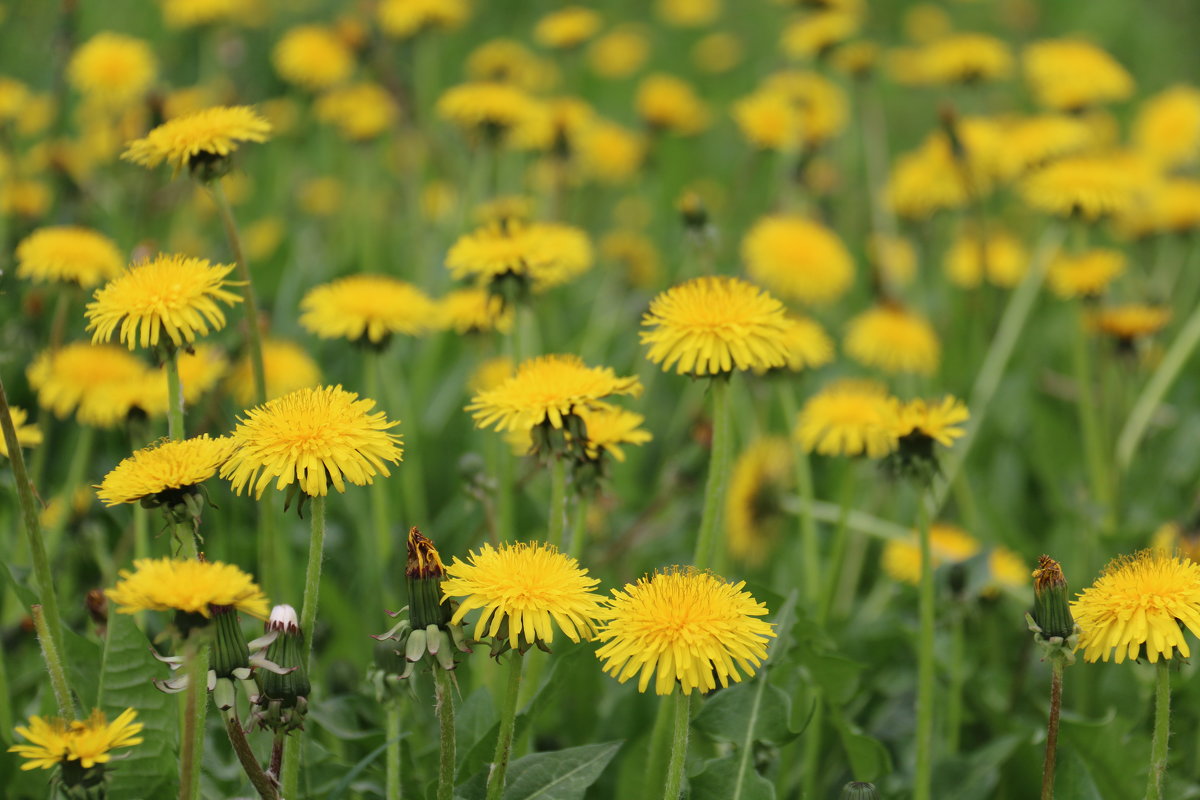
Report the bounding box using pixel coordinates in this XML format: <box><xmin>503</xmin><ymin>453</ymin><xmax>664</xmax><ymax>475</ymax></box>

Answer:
<box><xmin>689</xmin><ymin>756</ymin><xmax>775</xmax><ymax>800</ymax></box>
<box><xmin>1056</xmin><ymin>749</ymin><xmax>1104</xmax><ymax>800</ymax></box>
<box><xmin>828</xmin><ymin>706</ymin><xmax>891</xmax><ymax>782</ymax></box>
<box><xmin>797</xmin><ymin>647</ymin><xmax>862</xmax><ymax>706</ymax></box>
<box><xmin>97</xmin><ymin>611</ymin><xmax>179</xmax><ymax>800</ymax></box>
<box><xmin>693</xmin><ymin>681</ymin><xmax>796</xmax><ymax>746</ymax></box>
<box><xmin>501</xmin><ymin>741</ymin><xmax>622</xmax><ymax>800</ymax></box>
<box><xmin>63</xmin><ymin>628</ymin><xmax>101</xmax><ymax>712</ymax></box>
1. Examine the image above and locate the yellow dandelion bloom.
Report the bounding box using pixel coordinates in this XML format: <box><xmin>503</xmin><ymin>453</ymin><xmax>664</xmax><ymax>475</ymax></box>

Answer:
<box><xmin>794</xmin><ymin>379</ymin><xmax>898</xmax><ymax>458</ymax></box>
<box><xmin>845</xmin><ymin>304</ymin><xmax>940</xmax><ymax>376</ymax></box>
<box><xmin>377</xmin><ymin>0</ymin><xmax>468</xmax><ymax>39</ymax></box>
<box><xmin>575</xmin><ymin>120</ymin><xmax>646</xmax><ymax>184</ymax></box>
<box><xmin>761</xmin><ymin>70</ymin><xmax>848</xmax><ymax>146</ymax></box>
<box><xmin>943</xmin><ymin>228</ymin><xmax>1029</xmax><ymax>289</ymax></box>
<box><xmin>436</xmin><ymin>288</ymin><xmax>514</xmax><ymax>334</ymax></box>
<box><xmin>1021</xmin><ymin>151</ymin><xmax>1150</xmax><ymax>221</ymax></box>
<box><xmin>107</xmin><ymin>557</ymin><xmax>269</xmax><ymax>618</ymax></box>
<box><xmin>741</xmin><ymin>216</ymin><xmax>854</xmax><ymax>306</ymax></box>
<box><xmin>726</xmin><ymin>438</ymin><xmax>792</xmax><ymax>566</ymax></box>
<box><xmin>1073</xmin><ymin>550</ymin><xmax>1200</xmax><ymax>663</ymax></box>
<box><xmin>596</xmin><ymin>568</ymin><xmax>775</xmax><ymax>695</ymax></box>
<box><xmin>1023</xmin><ymin>39</ymin><xmax>1134</xmax><ymax>112</ymax></box>
<box><xmin>442</xmin><ymin>542</ymin><xmax>605</xmax><ymax>649</ymax></box>
<box><xmin>641</xmin><ymin>276</ymin><xmax>791</xmax><ymax>376</ymax></box>
<box><xmin>575</xmin><ymin>403</ymin><xmax>652</xmax><ymax>463</ymax></box>
<box><xmin>27</xmin><ymin>342</ymin><xmax>149</xmax><ymax>423</ymax></box>
<box><xmin>886</xmin><ymin>119</ymin><xmax>1003</xmax><ymax>218</ymax></box>
<box><xmin>222</xmin><ymin>385</ymin><xmax>402</xmax><ymax>498</ymax></box>
<box><xmin>300</xmin><ymin>274</ymin><xmax>437</xmax><ymax>345</ymax></box>
<box><xmin>867</xmin><ymin>233</ymin><xmax>918</xmax><ymax>288</ymax></box>
<box><xmin>781</xmin><ymin>10</ymin><xmax>860</xmax><ymax>60</ymax></box>
<box><xmin>466</xmin><ymin>39</ymin><xmax>558</xmax><ymax>92</ymax></box>
<box><xmin>86</xmin><ymin>254</ymin><xmax>241</xmax><ymax>351</ymax></box>
<box><xmin>15</xmin><ymin>226</ymin><xmax>123</xmax><ymax>288</ymax></box>
<box><xmin>272</xmin><ymin>25</ymin><xmax>354</xmax><ymax>91</ymax></box>
<box><xmin>467</xmin><ymin>354</ymin><xmax>641</xmax><ymax>434</ymax></box>
<box><xmin>314</xmin><ymin>83</ymin><xmax>399</xmax><ymax>141</ymax></box>
<box><xmin>228</xmin><ymin>339</ymin><xmax>321</xmax><ymax>406</ymax></box>
<box><xmin>635</xmin><ymin>73</ymin><xmax>710</xmax><ymax>135</ymax></box>
<box><xmin>1048</xmin><ymin>249</ymin><xmax>1126</xmax><ymax>299</ymax></box>
<box><xmin>9</xmin><ymin>716</ymin><xmax>73</xmax><ymax>771</ymax></box>
<box><xmin>995</xmin><ymin>114</ymin><xmax>1096</xmax><ymax>179</ymax></box>
<box><xmin>1090</xmin><ymin>305</ymin><xmax>1172</xmax><ymax>343</ymax></box>
<box><xmin>96</xmin><ymin>435</ymin><xmax>232</xmax><ymax>507</ymax></box>
<box><xmin>436</xmin><ymin>81</ymin><xmax>541</xmax><ymax>136</ymax></box>
<box><xmin>160</xmin><ymin>0</ymin><xmax>246</xmax><ymax>28</ymax></box>
<box><xmin>764</xmin><ymin>315</ymin><xmax>835</xmax><ymax>374</ymax></box>
<box><xmin>510</xmin><ymin>96</ymin><xmax>595</xmax><ymax>152</ymax></box>
<box><xmin>67</xmin><ymin>32</ymin><xmax>157</xmax><ymax>108</ymax></box>
<box><xmin>831</xmin><ymin>41</ymin><xmax>878</xmax><ymax>77</ymax></box>
<box><xmin>534</xmin><ymin>6</ymin><xmax>602</xmax><ymax>50</ymax></box>
<box><xmin>883</xmin><ymin>522</ymin><xmax>980</xmax><ymax>585</ymax></box>
<box><xmin>1154</xmin><ymin>179</ymin><xmax>1200</xmax><ymax>234</ymax></box>
<box><xmin>891</xmin><ymin>396</ymin><xmax>969</xmax><ymax>447</ymax></box>
<box><xmin>732</xmin><ymin>91</ymin><xmax>799</xmax><ymax>151</ymax></box>
<box><xmin>1</xmin><ymin>178</ymin><xmax>52</xmax><ymax>219</ymax></box>
<box><xmin>9</xmin><ymin>708</ymin><xmax>142</xmax><ymax>772</ymax></box>
<box><xmin>0</xmin><ymin>406</ymin><xmax>42</xmax><ymax>459</ymax></box>
<box><xmin>658</xmin><ymin>0</ymin><xmax>721</xmax><ymax>27</ymax></box>
<box><xmin>446</xmin><ymin>220</ymin><xmax>593</xmax><ymax>292</ymax></box>
<box><xmin>588</xmin><ymin>25</ymin><xmax>650</xmax><ymax>79</ymax></box>
<box><xmin>1133</xmin><ymin>85</ymin><xmax>1200</xmax><ymax>170</ymax></box>
<box><xmin>122</xmin><ymin>105</ymin><xmax>271</xmax><ymax>173</ymax></box>
<box><xmin>908</xmin><ymin>33</ymin><xmax>1013</xmax><ymax>84</ymax></box>
<box><xmin>468</xmin><ymin>356</ymin><xmax>515</xmax><ymax>395</ymax></box>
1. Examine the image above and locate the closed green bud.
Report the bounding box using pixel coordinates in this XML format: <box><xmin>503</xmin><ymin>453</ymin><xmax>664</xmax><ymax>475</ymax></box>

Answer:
<box><xmin>406</xmin><ymin>527</ymin><xmax>452</xmax><ymax>629</ymax></box>
<box><xmin>210</xmin><ymin>605</ymin><xmax>251</xmax><ymax>680</ymax></box>
<box><xmin>250</xmin><ymin>604</ymin><xmax>310</xmax><ymax>733</ymax></box>
<box><xmin>1032</xmin><ymin>555</ymin><xmax>1075</xmax><ymax>639</ymax></box>
<box><xmin>841</xmin><ymin>781</ymin><xmax>880</xmax><ymax>800</ymax></box>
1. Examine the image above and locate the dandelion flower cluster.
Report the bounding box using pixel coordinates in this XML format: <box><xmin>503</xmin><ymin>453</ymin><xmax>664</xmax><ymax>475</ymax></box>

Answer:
<box><xmin>441</xmin><ymin>542</ymin><xmax>605</xmax><ymax>650</ymax></box>
<box><xmin>107</xmin><ymin>557</ymin><xmax>269</xmax><ymax>618</ymax></box>
<box><xmin>300</xmin><ymin>274</ymin><xmax>437</xmax><ymax>345</ymax></box>
<box><xmin>595</xmin><ymin>568</ymin><xmax>775</xmax><ymax>695</ymax></box>
<box><xmin>9</xmin><ymin>708</ymin><xmax>143</xmax><ymax>772</ymax></box>
<box><xmin>222</xmin><ymin>385</ymin><xmax>403</xmax><ymax>498</ymax></box>
<box><xmin>96</xmin><ymin>434</ymin><xmax>233</xmax><ymax>506</ymax></box>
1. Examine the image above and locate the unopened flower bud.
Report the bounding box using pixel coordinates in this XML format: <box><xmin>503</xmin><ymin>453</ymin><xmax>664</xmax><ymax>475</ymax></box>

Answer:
<box><xmin>1032</xmin><ymin>555</ymin><xmax>1075</xmax><ymax>639</ymax></box>
<box><xmin>250</xmin><ymin>604</ymin><xmax>310</xmax><ymax>733</ymax></box>
<box><xmin>841</xmin><ymin>781</ymin><xmax>880</xmax><ymax>800</ymax></box>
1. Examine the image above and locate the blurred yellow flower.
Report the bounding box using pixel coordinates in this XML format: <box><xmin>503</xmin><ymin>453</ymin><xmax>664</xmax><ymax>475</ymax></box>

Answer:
<box><xmin>160</xmin><ymin>0</ymin><xmax>248</xmax><ymax>28</ymax></box>
<box><xmin>272</xmin><ymin>25</ymin><xmax>354</xmax><ymax>91</ymax></box>
<box><xmin>1048</xmin><ymin>249</ymin><xmax>1126</xmax><ymax>299</ymax></box>
<box><xmin>658</xmin><ymin>0</ymin><xmax>721</xmax><ymax>27</ymax></box>
<box><xmin>242</xmin><ymin>216</ymin><xmax>284</xmax><ymax>261</ymax></box>
<box><xmin>315</xmin><ymin>83</ymin><xmax>399</xmax><ymax>141</ymax></box>
<box><xmin>887</xmin><ymin>118</ymin><xmax>1002</xmax><ymax>218</ymax></box>
<box><xmin>692</xmin><ymin>32</ymin><xmax>743</xmax><ymax>74</ymax></box>
<box><xmin>15</xmin><ymin>226</ymin><xmax>123</xmax><ymax>288</ymax></box>
<box><xmin>1090</xmin><ymin>305</ymin><xmax>1172</xmax><ymax>345</ymax></box>
<box><xmin>0</xmin><ymin>178</ymin><xmax>52</xmax><ymax>218</ymax></box>
<box><xmin>123</xmin><ymin>105</ymin><xmax>271</xmax><ymax>174</ymax></box>
<box><xmin>943</xmin><ymin>228</ymin><xmax>1028</xmax><ymax>289</ymax></box>
<box><xmin>377</xmin><ymin>0</ymin><xmax>469</xmax><ymax>38</ymax></box>
<box><xmin>726</xmin><ymin>437</ymin><xmax>792</xmax><ymax>566</ymax></box>
<box><xmin>775</xmin><ymin>315</ymin><xmax>835</xmax><ymax>373</ymax></box>
<box><xmin>436</xmin><ymin>288</ymin><xmax>514</xmax><ymax>334</ymax></box>
<box><xmin>575</xmin><ymin>120</ymin><xmax>645</xmax><ymax>184</ymax></box>
<box><xmin>0</xmin><ymin>406</ymin><xmax>42</xmax><ymax>459</ymax></box>
<box><xmin>794</xmin><ymin>379</ymin><xmax>897</xmax><ymax>458</ymax></box>
<box><xmin>446</xmin><ymin>220</ymin><xmax>593</xmax><ymax>293</ymax></box>
<box><xmin>994</xmin><ymin>114</ymin><xmax>1095</xmax><ymax>179</ymax></box>
<box><xmin>732</xmin><ymin>91</ymin><xmax>799</xmax><ymax>151</ymax></box>
<box><xmin>28</xmin><ymin>343</ymin><xmax>151</xmax><ymax>426</ymax></box>
<box><xmin>601</xmin><ymin>229</ymin><xmax>661</xmax><ymax>288</ymax></box>
<box><xmin>588</xmin><ymin>25</ymin><xmax>649</xmax><ymax>78</ymax></box>
<box><xmin>575</xmin><ymin>403</ymin><xmax>651</xmax><ymax>463</ymax></box>
<box><xmin>867</xmin><ymin>233</ymin><xmax>918</xmax><ymax>288</ymax></box>
<box><xmin>742</xmin><ymin>215</ymin><xmax>854</xmax><ymax>305</ymax></box>
<box><xmin>781</xmin><ymin>10</ymin><xmax>860</xmax><ymax>60</ymax></box>
<box><xmin>636</xmin><ymin>74</ymin><xmax>710</xmax><ymax>135</ymax></box>
<box><xmin>891</xmin><ymin>396</ymin><xmax>968</xmax><ymax>447</ymax></box>
<box><xmin>763</xmin><ymin>70</ymin><xmax>849</xmax><ymax>146</ymax></box>
<box><xmin>298</xmin><ymin>176</ymin><xmax>344</xmax><ymax>217</ymax></box>
<box><xmin>1133</xmin><ymin>85</ymin><xmax>1200</xmax><ymax>170</ymax></box>
<box><xmin>436</xmin><ymin>81</ymin><xmax>540</xmax><ymax>139</ymax></box>
<box><xmin>534</xmin><ymin>6</ymin><xmax>602</xmax><ymax>49</ymax></box>
<box><xmin>907</xmin><ymin>32</ymin><xmax>1013</xmax><ymax>84</ymax></box>
<box><xmin>467</xmin><ymin>39</ymin><xmax>558</xmax><ymax>92</ymax></box>
<box><xmin>468</xmin><ymin>356</ymin><xmax>515</xmax><ymax>395</ymax></box>
<box><xmin>228</xmin><ymin>339</ymin><xmax>321</xmax><ymax>407</ymax></box>
<box><xmin>1021</xmin><ymin>151</ymin><xmax>1151</xmax><ymax>221</ymax></box>
<box><xmin>845</xmin><ymin>304</ymin><xmax>940</xmax><ymax>376</ymax></box>
<box><xmin>67</xmin><ymin>32</ymin><xmax>156</xmax><ymax>107</ymax></box>
<box><xmin>300</xmin><ymin>274</ymin><xmax>437</xmax><ymax>344</ymax></box>
<box><xmin>1023</xmin><ymin>39</ymin><xmax>1134</xmax><ymax>111</ymax></box>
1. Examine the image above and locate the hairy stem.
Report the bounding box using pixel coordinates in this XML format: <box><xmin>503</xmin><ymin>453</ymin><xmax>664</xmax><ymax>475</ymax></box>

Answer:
<box><xmin>662</xmin><ymin>691</ymin><xmax>693</xmax><ymax>800</ymax></box>
<box><xmin>1145</xmin><ymin>660</ymin><xmax>1171</xmax><ymax>800</ymax></box>
<box><xmin>165</xmin><ymin>347</ymin><xmax>186</xmax><ymax>440</ymax></box>
<box><xmin>486</xmin><ymin>653</ymin><xmax>524</xmax><ymax>800</ymax></box>
<box><xmin>1042</xmin><ymin>655</ymin><xmax>1064</xmax><ymax>800</ymax></box>
<box><xmin>693</xmin><ymin>377</ymin><xmax>732</xmax><ymax>570</ymax></box>
<box><xmin>547</xmin><ymin>456</ymin><xmax>568</xmax><ymax>550</ymax></box>
<box><xmin>32</xmin><ymin>605</ymin><xmax>73</xmax><ymax>717</ymax></box>
<box><xmin>434</xmin><ymin>668</ymin><xmax>456</xmax><ymax>800</ymax></box>
<box><xmin>223</xmin><ymin>708</ymin><xmax>279</xmax><ymax>799</ymax></box>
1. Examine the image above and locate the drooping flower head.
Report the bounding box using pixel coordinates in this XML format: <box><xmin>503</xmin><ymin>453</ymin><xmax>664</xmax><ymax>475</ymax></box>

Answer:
<box><xmin>844</xmin><ymin>304</ymin><xmax>941</xmax><ymax>376</ymax></box>
<box><xmin>15</xmin><ymin>226</ymin><xmax>123</xmax><ymax>288</ymax></box>
<box><xmin>794</xmin><ymin>379</ymin><xmax>898</xmax><ymax>459</ymax></box>
<box><xmin>641</xmin><ymin>276</ymin><xmax>792</xmax><ymax>376</ymax></box>
<box><xmin>742</xmin><ymin>215</ymin><xmax>855</xmax><ymax>306</ymax></box>
<box><xmin>9</xmin><ymin>708</ymin><xmax>143</xmax><ymax>774</ymax></box>
<box><xmin>1073</xmin><ymin>550</ymin><xmax>1200</xmax><ymax>663</ymax></box>
<box><xmin>596</xmin><ymin>567</ymin><xmax>775</xmax><ymax>695</ymax></box>
<box><xmin>123</xmin><ymin>105</ymin><xmax>272</xmax><ymax>178</ymax></box>
<box><xmin>96</xmin><ymin>435</ymin><xmax>232</xmax><ymax>513</ymax></box>
<box><xmin>0</xmin><ymin>406</ymin><xmax>43</xmax><ymax>459</ymax></box>
<box><xmin>300</xmin><ymin>274</ymin><xmax>437</xmax><ymax>347</ymax></box>
<box><xmin>86</xmin><ymin>254</ymin><xmax>241</xmax><ymax>352</ymax></box>
<box><xmin>441</xmin><ymin>541</ymin><xmax>605</xmax><ymax>654</ymax></box>
<box><xmin>106</xmin><ymin>557</ymin><xmax>269</xmax><ymax>619</ymax></box>
<box><xmin>222</xmin><ymin>385</ymin><xmax>403</xmax><ymax>500</ymax></box>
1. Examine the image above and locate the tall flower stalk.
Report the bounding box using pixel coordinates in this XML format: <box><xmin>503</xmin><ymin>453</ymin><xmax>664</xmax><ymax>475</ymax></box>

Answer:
<box><xmin>209</xmin><ymin>180</ymin><xmax>267</xmax><ymax>404</ymax></box>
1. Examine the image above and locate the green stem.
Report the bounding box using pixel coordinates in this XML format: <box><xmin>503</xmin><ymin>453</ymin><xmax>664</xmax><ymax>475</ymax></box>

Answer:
<box><xmin>0</xmin><ymin>379</ymin><xmax>68</xmax><ymax>671</ymax></box>
<box><xmin>568</xmin><ymin>493</ymin><xmax>589</xmax><ymax>560</ymax></box>
<box><xmin>1145</xmin><ymin>660</ymin><xmax>1171</xmax><ymax>800</ymax></box>
<box><xmin>927</xmin><ymin>223</ymin><xmax>1066</xmax><ymax>518</ymax></box>
<box><xmin>915</xmin><ymin>496</ymin><xmax>935</xmax><ymax>800</ymax></box>
<box><xmin>947</xmin><ymin>609</ymin><xmax>965</xmax><ymax>755</ymax></box>
<box><xmin>1042</xmin><ymin>654</ymin><xmax>1064</xmax><ymax>800</ymax></box>
<box><xmin>662</xmin><ymin>691</ymin><xmax>693</xmax><ymax>800</ymax></box>
<box><xmin>693</xmin><ymin>377</ymin><xmax>733</xmax><ymax>569</ymax></box>
<box><xmin>223</xmin><ymin>708</ymin><xmax>280</xmax><ymax>799</ymax></box>
<box><xmin>434</xmin><ymin>668</ymin><xmax>456</xmax><ymax>800</ymax></box>
<box><xmin>386</xmin><ymin>700</ymin><xmax>402</xmax><ymax>800</ymax></box>
<box><xmin>166</xmin><ymin>348</ymin><xmax>186</xmax><ymax>440</ymax></box>
<box><xmin>181</xmin><ymin>632</ymin><xmax>210</xmax><ymax>800</ymax></box>
<box><xmin>392</xmin><ymin>366</ymin><xmax>429</xmax><ymax>528</ymax></box>
<box><xmin>645</xmin><ymin>695</ymin><xmax>674</xmax><ymax>799</ymax></box>
<box><xmin>209</xmin><ymin>178</ymin><xmax>267</xmax><ymax>404</ymax></box>
<box><xmin>32</xmin><ymin>605</ymin><xmax>73</xmax><ymax>718</ymax></box>
<box><xmin>799</xmin><ymin>696</ymin><xmax>824</xmax><ymax>800</ymax></box>
<box><xmin>1073</xmin><ymin>304</ymin><xmax>1113</xmax><ymax>544</ymax></box>
<box><xmin>778</xmin><ymin>384</ymin><xmax>820</xmax><ymax>606</ymax></box>
<box><xmin>817</xmin><ymin>466</ymin><xmax>855</xmax><ymax>627</ymax></box>
<box><xmin>281</xmin><ymin>493</ymin><xmax>327</xmax><ymax>799</ymax></box>
<box><xmin>1117</xmin><ymin>292</ymin><xmax>1200</xmax><ymax>471</ymax></box>
<box><xmin>365</xmin><ymin>353</ymin><xmax>393</xmax><ymax>606</ymax></box>
<box><xmin>547</xmin><ymin>456</ymin><xmax>568</xmax><ymax>549</ymax></box>
<box><xmin>486</xmin><ymin>653</ymin><xmax>524</xmax><ymax>800</ymax></box>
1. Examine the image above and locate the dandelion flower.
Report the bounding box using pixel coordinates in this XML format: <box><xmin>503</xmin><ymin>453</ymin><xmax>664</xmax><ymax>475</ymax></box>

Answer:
<box><xmin>160</xmin><ymin>0</ymin><xmax>246</xmax><ymax>28</ymax></box>
<box><xmin>761</xmin><ymin>70</ymin><xmax>849</xmax><ymax>146</ymax></box>
<box><xmin>272</xmin><ymin>25</ymin><xmax>354</xmax><ymax>91</ymax></box>
<box><xmin>659</xmin><ymin>0</ymin><xmax>721</xmax><ymax>28</ymax></box>
<box><xmin>377</xmin><ymin>0</ymin><xmax>469</xmax><ymax>39</ymax></box>
<box><xmin>588</xmin><ymin>25</ymin><xmax>650</xmax><ymax>79</ymax></box>
<box><xmin>314</xmin><ymin>83</ymin><xmax>399</xmax><ymax>141</ymax></box>
<box><xmin>943</xmin><ymin>228</ymin><xmax>1029</xmax><ymax>289</ymax></box>
<box><xmin>468</xmin><ymin>356</ymin><xmax>515</xmax><ymax>396</ymax></box>
<box><xmin>467</xmin><ymin>354</ymin><xmax>641</xmax><ymax>434</ymax></box>
<box><xmin>1021</xmin><ymin>151</ymin><xmax>1150</xmax><ymax>221</ymax></box>
<box><xmin>96</xmin><ymin>435</ymin><xmax>233</xmax><ymax>507</ymax></box>
<box><xmin>228</xmin><ymin>339</ymin><xmax>322</xmax><ymax>406</ymax></box>
<box><xmin>641</xmin><ymin>277</ymin><xmax>791</xmax><ymax>376</ymax></box>
<box><xmin>446</xmin><ymin>220</ymin><xmax>593</xmax><ymax>294</ymax></box>
<box><xmin>766</xmin><ymin>315</ymin><xmax>835</xmax><ymax>373</ymax></box>
<box><xmin>794</xmin><ymin>379</ymin><xmax>898</xmax><ymax>458</ymax></box>
<box><xmin>0</xmin><ymin>406</ymin><xmax>42</xmax><ymax>459</ymax></box>
<box><xmin>596</xmin><ymin>568</ymin><xmax>775</xmax><ymax>695</ymax></box>
<box><xmin>442</xmin><ymin>542</ymin><xmax>605</xmax><ymax>650</ymax></box>
<box><xmin>437</xmin><ymin>288</ymin><xmax>514</xmax><ymax>334</ymax></box>
<box><xmin>575</xmin><ymin>120</ymin><xmax>646</xmax><ymax>184</ymax></box>
<box><xmin>466</xmin><ymin>40</ymin><xmax>557</xmax><ymax>92</ymax></box>
<box><xmin>300</xmin><ymin>274</ymin><xmax>437</xmax><ymax>345</ymax></box>
<box><xmin>742</xmin><ymin>215</ymin><xmax>854</xmax><ymax>305</ymax></box>
<box><xmin>600</xmin><ymin>230</ymin><xmax>660</xmax><ymax>288</ymax></box>
<box><xmin>106</xmin><ymin>557</ymin><xmax>269</xmax><ymax>618</ymax></box>
<box><xmin>1091</xmin><ymin>305</ymin><xmax>1172</xmax><ymax>345</ymax></box>
<box><xmin>67</xmin><ymin>32</ymin><xmax>157</xmax><ymax>108</ymax></box>
<box><xmin>1133</xmin><ymin>85</ymin><xmax>1200</xmax><ymax>170</ymax></box>
<box><xmin>533</xmin><ymin>7</ymin><xmax>603</xmax><ymax>50</ymax></box>
<box><xmin>575</xmin><ymin>403</ymin><xmax>652</xmax><ymax>463</ymax></box>
<box><xmin>1048</xmin><ymin>249</ymin><xmax>1125</xmax><ymax>299</ymax></box>
<box><xmin>27</xmin><ymin>342</ymin><xmax>150</xmax><ymax>423</ymax></box>
<box><xmin>891</xmin><ymin>396</ymin><xmax>969</xmax><ymax>447</ymax></box>
<box><xmin>883</xmin><ymin>523</ymin><xmax>981</xmax><ymax>585</ymax></box>
<box><xmin>1023</xmin><ymin>39</ymin><xmax>1134</xmax><ymax>112</ymax></box>
<box><xmin>996</xmin><ymin>114</ymin><xmax>1096</xmax><ymax>179</ymax></box>
<box><xmin>9</xmin><ymin>708</ymin><xmax>142</xmax><ymax>772</ymax></box>
<box><xmin>692</xmin><ymin>33</ymin><xmax>743</xmax><ymax>74</ymax></box>
<box><xmin>726</xmin><ymin>438</ymin><xmax>792</xmax><ymax>566</ymax></box>
<box><xmin>780</xmin><ymin>10</ymin><xmax>860</xmax><ymax>60</ymax></box>
<box><xmin>1073</xmin><ymin>550</ymin><xmax>1200</xmax><ymax>663</ymax></box>
<box><xmin>635</xmin><ymin>73</ymin><xmax>710</xmax><ymax>135</ymax></box>
<box><xmin>845</xmin><ymin>304</ymin><xmax>940</xmax><ymax>376</ymax></box>
<box><xmin>15</xmin><ymin>226</ymin><xmax>123</xmax><ymax>288</ymax></box>
<box><xmin>867</xmin><ymin>233</ymin><xmax>918</xmax><ymax>288</ymax></box>
<box><xmin>222</xmin><ymin>385</ymin><xmax>402</xmax><ymax>499</ymax></box>
<box><xmin>122</xmin><ymin>105</ymin><xmax>271</xmax><ymax>174</ymax></box>
<box><xmin>86</xmin><ymin>253</ymin><xmax>241</xmax><ymax>351</ymax></box>
<box><xmin>732</xmin><ymin>91</ymin><xmax>799</xmax><ymax>152</ymax></box>
<box><xmin>909</xmin><ymin>33</ymin><xmax>1013</xmax><ymax>85</ymax></box>
<box><xmin>436</xmin><ymin>81</ymin><xmax>541</xmax><ymax>138</ymax></box>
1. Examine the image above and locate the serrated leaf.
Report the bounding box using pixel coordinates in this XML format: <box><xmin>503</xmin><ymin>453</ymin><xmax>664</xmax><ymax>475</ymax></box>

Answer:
<box><xmin>693</xmin><ymin>681</ymin><xmax>796</xmax><ymax>746</ymax></box>
<box><xmin>97</xmin><ymin>611</ymin><xmax>178</xmax><ymax>800</ymax></box>
<box><xmin>500</xmin><ymin>740</ymin><xmax>622</xmax><ymax>800</ymax></box>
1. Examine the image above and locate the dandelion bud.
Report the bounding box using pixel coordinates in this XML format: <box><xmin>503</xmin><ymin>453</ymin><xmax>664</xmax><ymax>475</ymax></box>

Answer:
<box><xmin>406</xmin><ymin>528</ymin><xmax>452</xmax><ymax>630</ymax></box>
<box><xmin>251</xmin><ymin>604</ymin><xmax>310</xmax><ymax>733</ymax></box>
<box><xmin>841</xmin><ymin>781</ymin><xmax>880</xmax><ymax>800</ymax></box>
<box><xmin>1031</xmin><ymin>555</ymin><xmax>1075</xmax><ymax>639</ymax></box>
<box><xmin>678</xmin><ymin>190</ymin><xmax>708</xmax><ymax>231</ymax></box>
<box><xmin>210</xmin><ymin>605</ymin><xmax>252</xmax><ymax>681</ymax></box>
